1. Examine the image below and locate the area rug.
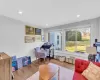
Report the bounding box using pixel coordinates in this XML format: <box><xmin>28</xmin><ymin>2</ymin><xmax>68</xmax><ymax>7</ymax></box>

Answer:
<box><xmin>27</xmin><ymin>63</ymin><xmax>74</xmax><ymax>80</ymax></box>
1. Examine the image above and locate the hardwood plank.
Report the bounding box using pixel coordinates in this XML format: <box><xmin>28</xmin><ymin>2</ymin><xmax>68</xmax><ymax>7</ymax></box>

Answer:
<box><xmin>13</xmin><ymin>59</ymin><xmax>74</xmax><ymax>80</ymax></box>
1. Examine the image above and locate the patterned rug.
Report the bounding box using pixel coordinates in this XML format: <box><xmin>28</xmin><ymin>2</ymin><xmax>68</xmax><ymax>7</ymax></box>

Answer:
<box><xmin>27</xmin><ymin>63</ymin><xmax>74</xmax><ymax>80</ymax></box>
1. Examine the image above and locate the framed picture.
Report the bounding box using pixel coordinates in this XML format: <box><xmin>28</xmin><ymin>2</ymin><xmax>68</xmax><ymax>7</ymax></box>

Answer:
<box><xmin>35</xmin><ymin>35</ymin><xmax>41</xmax><ymax>42</ymax></box>
<box><xmin>25</xmin><ymin>36</ymin><xmax>35</xmax><ymax>43</ymax></box>
<box><xmin>35</xmin><ymin>28</ymin><xmax>41</xmax><ymax>35</ymax></box>
<box><xmin>25</xmin><ymin>25</ymin><xmax>35</xmax><ymax>35</ymax></box>
<box><xmin>41</xmin><ymin>35</ymin><xmax>44</xmax><ymax>42</ymax></box>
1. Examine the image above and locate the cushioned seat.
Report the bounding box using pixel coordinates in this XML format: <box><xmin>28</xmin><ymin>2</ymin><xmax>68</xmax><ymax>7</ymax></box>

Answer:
<box><xmin>73</xmin><ymin>72</ymin><xmax>86</xmax><ymax>80</ymax></box>
<box><xmin>73</xmin><ymin>59</ymin><xmax>100</xmax><ymax>80</ymax></box>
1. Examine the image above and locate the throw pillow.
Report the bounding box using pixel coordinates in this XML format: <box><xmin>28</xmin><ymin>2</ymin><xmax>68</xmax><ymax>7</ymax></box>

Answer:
<box><xmin>82</xmin><ymin>62</ymin><xmax>100</xmax><ymax>80</ymax></box>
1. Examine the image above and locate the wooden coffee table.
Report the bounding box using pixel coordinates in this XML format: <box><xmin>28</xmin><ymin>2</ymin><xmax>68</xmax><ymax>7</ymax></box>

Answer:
<box><xmin>39</xmin><ymin>63</ymin><xmax>60</xmax><ymax>80</ymax></box>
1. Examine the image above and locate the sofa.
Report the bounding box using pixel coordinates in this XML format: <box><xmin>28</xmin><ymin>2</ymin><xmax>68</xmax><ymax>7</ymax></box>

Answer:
<box><xmin>73</xmin><ymin>59</ymin><xmax>100</xmax><ymax>80</ymax></box>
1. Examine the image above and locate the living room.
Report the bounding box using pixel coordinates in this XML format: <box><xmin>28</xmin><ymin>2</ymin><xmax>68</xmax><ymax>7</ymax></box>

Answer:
<box><xmin>0</xmin><ymin>0</ymin><xmax>100</xmax><ymax>80</ymax></box>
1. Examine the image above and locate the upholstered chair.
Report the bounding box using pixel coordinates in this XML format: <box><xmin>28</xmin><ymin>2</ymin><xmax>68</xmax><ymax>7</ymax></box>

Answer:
<box><xmin>34</xmin><ymin>47</ymin><xmax>47</xmax><ymax>63</ymax></box>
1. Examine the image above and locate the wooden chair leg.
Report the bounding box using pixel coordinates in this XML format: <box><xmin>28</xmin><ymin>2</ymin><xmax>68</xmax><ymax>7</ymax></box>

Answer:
<box><xmin>44</xmin><ymin>58</ymin><xmax>45</xmax><ymax>63</ymax></box>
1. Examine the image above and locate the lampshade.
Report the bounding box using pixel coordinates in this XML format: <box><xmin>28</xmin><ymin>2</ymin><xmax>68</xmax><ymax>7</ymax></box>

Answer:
<box><xmin>86</xmin><ymin>47</ymin><xmax>97</xmax><ymax>54</ymax></box>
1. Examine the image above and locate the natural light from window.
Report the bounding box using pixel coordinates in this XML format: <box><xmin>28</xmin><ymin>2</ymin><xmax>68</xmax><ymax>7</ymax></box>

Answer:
<box><xmin>65</xmin><ymin>28</ymin><xmax>90</xmax><ymax>52</ymax></box>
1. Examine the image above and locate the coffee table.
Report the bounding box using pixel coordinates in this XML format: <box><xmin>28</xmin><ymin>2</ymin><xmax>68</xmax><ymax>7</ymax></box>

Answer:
<box><xmin>39</xmin><ymin>63</ymin><xmax>60</xmax><ymax>80</ymax></box>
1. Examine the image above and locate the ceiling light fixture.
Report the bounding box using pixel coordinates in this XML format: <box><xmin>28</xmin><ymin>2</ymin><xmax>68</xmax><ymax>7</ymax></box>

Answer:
<box><xmin>46</xmin><ymin>24</ymin><xmax>48</xmax><ymax>26</ymax></box>
<box><xmin>77</xmin><ymin>15</ymin><xmax>80</xmax><ymax>18</ymax></box>
<box><xmin>18</xmin><ymin>10</ymin><xmax>23</xmax><ymax>15</ymax></box>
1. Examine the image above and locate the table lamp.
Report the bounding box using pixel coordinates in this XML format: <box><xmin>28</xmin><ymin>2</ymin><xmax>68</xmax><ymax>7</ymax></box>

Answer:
<box><xmin>86</xmin><ymin>47</ymin><xmax>97</xmax><ymax>62</ymax></box>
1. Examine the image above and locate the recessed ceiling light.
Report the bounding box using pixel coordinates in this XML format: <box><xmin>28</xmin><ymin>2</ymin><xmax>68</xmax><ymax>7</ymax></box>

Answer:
<box><xmin>77</xmin><ymin>15</ymin><xmax>80</xmax><ymax>18</ymax></box>
<box><xmin>18</xmin><ymin>10</ymin><xmax>23</xmax><ymax>15</ymax></box>
<box><xmin>46</xmin><ymin>24</ymin><xmax>48</xmax><ymax>26</ymax></box>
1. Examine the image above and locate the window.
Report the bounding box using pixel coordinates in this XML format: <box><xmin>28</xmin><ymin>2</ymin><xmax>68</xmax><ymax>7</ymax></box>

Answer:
<box><xmin>48</xmin><ymin>31</ymin><xmax>62</xmax><ymax>50</ymax></box>
<box><xmin>65</xmin><ymin>28</ymin><xmax>90</xmax><ymax>52</ymax></box>
<box><xmin>57</xmin><ymin>35</ymin><xmax>59</xmax><ymax>45</ymax></box>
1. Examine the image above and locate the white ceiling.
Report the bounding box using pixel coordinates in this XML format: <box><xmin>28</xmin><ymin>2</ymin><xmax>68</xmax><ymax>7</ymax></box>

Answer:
<box><xmin>0</xmin><ymin>0</ymin><xmax>100</xmax><ymax>28</ymax></box>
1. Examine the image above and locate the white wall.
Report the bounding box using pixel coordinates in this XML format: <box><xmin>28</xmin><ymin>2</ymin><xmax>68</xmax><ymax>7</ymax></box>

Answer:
<box><xmin>0</xmin><ymin>16</ymin><xmax>44</xmax><ymax>61</ymax></box>
<box><xmin>98</xmin><ymin>18</ymin><xmax>100</xmax><ymax>41</ymax></box>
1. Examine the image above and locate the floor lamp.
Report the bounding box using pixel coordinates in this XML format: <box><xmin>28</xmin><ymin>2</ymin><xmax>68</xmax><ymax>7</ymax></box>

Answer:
<box><xmin>86</xmin><ymin>47</ymin><xmax>97</xmax><ymax>62</ymax></box>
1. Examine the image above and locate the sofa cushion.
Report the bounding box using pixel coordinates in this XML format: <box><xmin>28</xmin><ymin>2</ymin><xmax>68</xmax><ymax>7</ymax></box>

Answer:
<box><xmin>93</xmin><ymin>62</ymin><xmax>100</xmax><ymax>67</ymax></box>
<box><xmin>73</xmin><ymin>72</ymin><xmax>87</xmax><ymax>80</ymax></box>
<box><xmin>73</xmin><ymin>59</ymin><xmax>100</xmax><ymax>80</ymax></box>
<box><xmin>82</xmin><ymin>62</ymin><xmax>100</xmax><ymax>80</ymax></box>
<box><xmin>75</xmin><ymin>59</ymin><xmax>89</xmax><ymax>73</ymax></box>
<box><xmin>75</xmin><ymin>59</ymin><xmax>100</xmax><ymax>73</ymax></box>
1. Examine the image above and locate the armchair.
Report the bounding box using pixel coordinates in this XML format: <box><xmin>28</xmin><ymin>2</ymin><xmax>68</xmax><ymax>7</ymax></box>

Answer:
<box><xmin>34</xmin><ymin>47</ymin><xmax>47</xmax><ymax>62</ymax></box>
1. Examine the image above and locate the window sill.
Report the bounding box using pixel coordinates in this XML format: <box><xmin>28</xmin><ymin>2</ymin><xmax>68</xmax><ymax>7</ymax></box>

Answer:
<box><xmin>54</xmin><ymin>50</ymin><xmax>88</xmax><ymax>60</ymax></box>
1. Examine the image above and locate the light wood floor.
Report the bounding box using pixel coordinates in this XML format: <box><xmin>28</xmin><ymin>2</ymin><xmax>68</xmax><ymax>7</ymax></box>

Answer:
<box><xmin>13</xmin><ymin>59</ymin><xmax>74</xmax><ymax>80</ymax></box>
